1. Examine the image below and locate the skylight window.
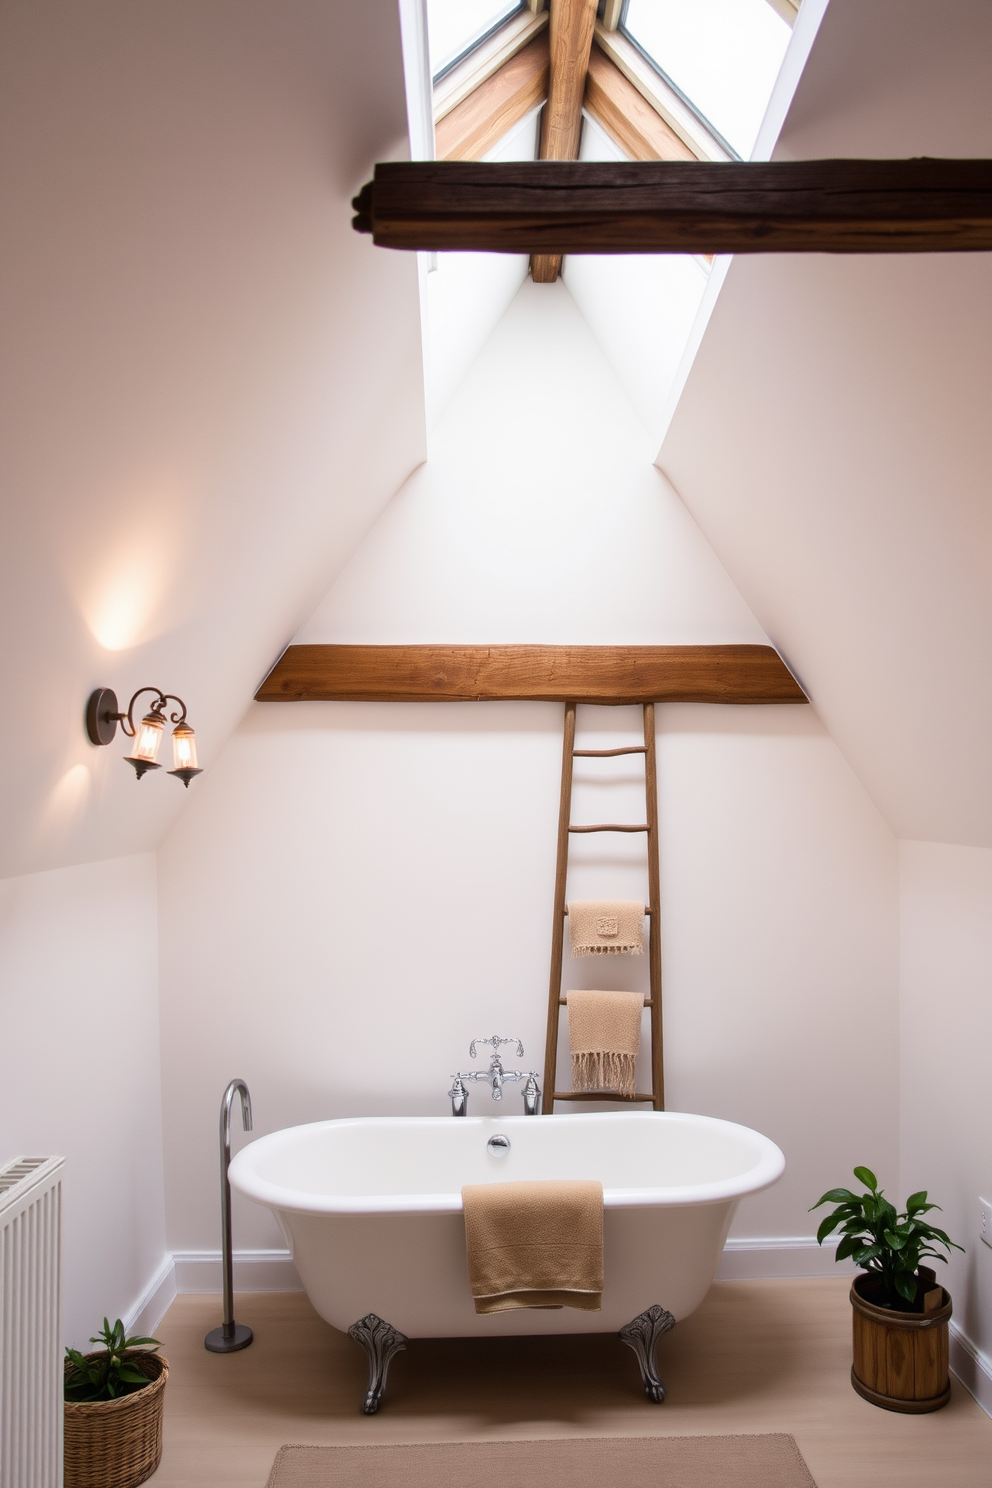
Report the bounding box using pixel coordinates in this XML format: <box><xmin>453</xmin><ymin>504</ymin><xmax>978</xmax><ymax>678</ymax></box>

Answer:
<box><xmin>428</xmin><ymin>0</ymin><xmax>526</xmax><ymax>82</ymax></box>
<box><xmin>622</xmin><ymin>0</ymin><xmax>791</xmax><ymax>159</ymax></box>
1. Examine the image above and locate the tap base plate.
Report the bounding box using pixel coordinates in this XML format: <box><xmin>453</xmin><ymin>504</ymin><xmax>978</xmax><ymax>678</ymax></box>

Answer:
<box><xmin>205</xmin><ymin>1322</ymin><xmax>254</xmax><ymax>1353</ymax></box>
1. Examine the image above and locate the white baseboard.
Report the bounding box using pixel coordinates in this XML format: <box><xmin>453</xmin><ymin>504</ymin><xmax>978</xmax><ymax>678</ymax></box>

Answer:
<box><xmin>950</xmin><ymin>1321</ymin><xmax>992</xmax><ymax>1419</ymax></box>
<box><xmin>168</xmin><ymin>1239</ymin><xmax>845</xmax><ymax>1293</ymax></box>
<box><xmin>129</xmin><ymin>1240</ymin><xmax>992</xmax><ymax>1422</ymax></box>
<box><xmin>123</xmin><ymin>1253</ymin><xmax>177</xmax><ymax>1339</ymax></box>
<box><xmin>172</xmin><ymin>1248</ymin><xmax>302</xmax><ymax>1293</ymax></box>
<box><xmin>716</xmin><ymin>1235</ymin><xmax>857</xmax><ymax>1281</ymax></box>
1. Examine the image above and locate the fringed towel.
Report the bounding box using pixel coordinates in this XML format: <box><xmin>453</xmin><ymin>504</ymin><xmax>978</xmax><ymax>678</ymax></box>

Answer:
<box><xmin>461</xmin><ymin>1179</ymin><xmax>603</xmax><ymax>1314</ymax></box>
<box><xmin>567</xmin><ymin>988</ymin><xmax>643</xmax><ymax>1097</ymax></box>
<box><xmin>568</xmin><ymin>900</ymin><xmax>644</xmax><ymax>957</ymax></box>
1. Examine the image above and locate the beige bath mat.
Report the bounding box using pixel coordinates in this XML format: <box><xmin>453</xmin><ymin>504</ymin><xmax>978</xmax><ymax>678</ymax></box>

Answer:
<box><xmin>266</xmin><ymin>1434</ymin><xmax>817</xmax><ymax>1487</ymax></box>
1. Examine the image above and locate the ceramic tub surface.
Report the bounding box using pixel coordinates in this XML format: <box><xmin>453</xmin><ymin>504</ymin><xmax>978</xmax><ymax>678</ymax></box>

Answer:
<box><xmin>229</xmin><ymin>1111</ymin><xmax>784</xmax><ymax>1338</ymax></box>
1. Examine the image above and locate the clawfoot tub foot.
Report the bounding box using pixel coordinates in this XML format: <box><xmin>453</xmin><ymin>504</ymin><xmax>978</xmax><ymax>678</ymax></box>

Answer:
<box><xmin>347</xmin><ymin>1313</ymin><xmax>408</xmax><ymax>1414</ymax></box>
<box><xmin>619</xmin><ymin>1304</ymin><xmax>676</xmax><ymax>1402</ymax></box>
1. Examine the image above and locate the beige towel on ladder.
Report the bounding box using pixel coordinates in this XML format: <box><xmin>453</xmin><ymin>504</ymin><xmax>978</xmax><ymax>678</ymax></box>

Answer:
<box><xmin>567</xmin><ymin>989</ymin><xmax>643</xmax><ymax>1097</ymax></box>
<box><xmin>568</xmin><ymin>900</ymin><xmax>644</xmax><ymax>957</ymax></box>
<box><xmin>461</xmin><ymin>1179</ymin><xmax>604</xmax><ymax>1314</ymax></box>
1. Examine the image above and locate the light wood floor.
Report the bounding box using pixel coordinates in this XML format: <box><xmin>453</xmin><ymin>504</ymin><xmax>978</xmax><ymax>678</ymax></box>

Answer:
<box><xmin>152</xmin><ymin>1281</ymin><xmax>992</xmax><ymax>1487</ymax></box>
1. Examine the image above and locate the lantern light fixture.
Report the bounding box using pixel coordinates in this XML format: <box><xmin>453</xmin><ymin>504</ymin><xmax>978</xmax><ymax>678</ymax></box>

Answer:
<box><xmin>86</xmin><ymin>687</ymin><xmax>203</xmax><ymax>786</ymax></box>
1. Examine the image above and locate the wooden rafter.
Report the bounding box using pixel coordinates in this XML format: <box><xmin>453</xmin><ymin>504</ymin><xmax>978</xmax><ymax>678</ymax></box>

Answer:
<box><xmin>254</xmin><ymin>644</ymin><xmax>807</xmax><ymax>706</ymax></box>
<box><xmin>592</xmin><ymin>26</ymin><xmax>730</xmax><ymax>163</ymax></box>
<box><xmin>584</xmin><ymin>46</ymin><xmax>696</xmax><ymax>164</ymax></box>
<box><xmin>539</xmin><ymin>0</ymin><xmax>597</xmax><ymax>162</ymax></box>
<box><xmin>435</xmin><ymin>34</ymin><xmax>549</xmax><ymax>162</ymax></box>
<box><xmin>433</xmin><ymin>7</ymin><xmax>548</xmax><ymax>124</ymax></box>
<box><xmin>351</xmin><ymin>158</ymin><xmax>992</xmax><ymax>255</ymax></box>
<box><xmin>532</xmin><ymin>0</ymin><xmax>597</xmax><ymax>283</ymax></box>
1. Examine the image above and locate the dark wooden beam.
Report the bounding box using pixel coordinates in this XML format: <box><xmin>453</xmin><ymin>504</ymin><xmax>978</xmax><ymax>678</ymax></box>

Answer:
<box><xmin>532</xmin><ymin>0</ymin><xmax>598</xmax><ymax>283</ymax></box>
<box><xmin>435</xmin><ymin>34</ymin><xmax>549</xmax><ymax>162</ymax></box>
<box><xmin>351</xmin><ymin>158</ymin><xmax>992</xmax><ymax>255</ymax></box>
<box><xmin>255</xmin><ymin>644</ymin><xmax>807</xmax><ymax>705</ymax></box>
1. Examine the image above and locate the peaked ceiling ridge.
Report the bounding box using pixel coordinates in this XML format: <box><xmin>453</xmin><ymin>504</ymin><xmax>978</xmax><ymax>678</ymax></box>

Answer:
<box><xmin>288</xmin><ymin>277</ymin><xmax>773</xmax><ymax>663</ymax></box>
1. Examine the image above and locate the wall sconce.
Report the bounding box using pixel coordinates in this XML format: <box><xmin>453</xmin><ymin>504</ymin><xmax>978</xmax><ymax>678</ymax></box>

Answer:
<box><xmin>86</xmin><ymin>687</ymin><xmax>203</xmax><ymax>787</ymax></box>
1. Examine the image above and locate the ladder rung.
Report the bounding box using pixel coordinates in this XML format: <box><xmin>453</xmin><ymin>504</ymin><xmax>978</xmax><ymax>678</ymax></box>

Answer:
<box><xmin>560</xmin><ymin>998</ymin><xmax>653</xmax><ymax>1007</ymax></box>
<box><xmin>573</xmin><ymin>746</ymin><xmax>646</xmax><ymax>757</ymax></box>
<box><xmin>551</xmin><ymin>1091</ymin><xmax>656</xmax><ymax>1103</ymax></box>
<box><xmin>569</xmin><ymin>823</ymin><xmax>649</xmax><ymax>833</ymax></box>
<box><xmin>564</xmin><ymin>905</ymin><xmax>652</xmax><ymax>914</ymax></box>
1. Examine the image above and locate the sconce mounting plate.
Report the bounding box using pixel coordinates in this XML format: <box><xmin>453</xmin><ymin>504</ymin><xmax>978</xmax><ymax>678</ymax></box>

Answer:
<box><xmin>86</xmin><ymin>688</ymin><xmax>119</xmax><ymax>746</ymax></box>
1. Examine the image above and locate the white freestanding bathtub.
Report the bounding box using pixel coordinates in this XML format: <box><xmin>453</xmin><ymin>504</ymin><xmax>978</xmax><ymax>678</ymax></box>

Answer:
<box><xmin>230</xmin><ymin>1110</ymin><xmax>784</xmax><ymax>1409</ymax></box>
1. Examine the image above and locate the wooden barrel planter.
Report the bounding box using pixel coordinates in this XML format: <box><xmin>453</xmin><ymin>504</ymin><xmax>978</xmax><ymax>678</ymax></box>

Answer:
<box><xmin>851</xmin><ymin>1268</ymin><xmax>951</xmax><ymax>1413</ymax></box>
<box><xmin>64</xmin><ymin>1352</ymin><xmax>168</xmax><ymax>1488</ymax></box>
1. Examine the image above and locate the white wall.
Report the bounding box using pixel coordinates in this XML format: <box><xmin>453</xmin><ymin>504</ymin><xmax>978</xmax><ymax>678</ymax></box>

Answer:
<box><xmin>658</xmin><ymin>0</ymin><xmax>992</xmax><ymax>847</ymax></box>
<box><xmin>424</xmin><ymin>109</ymin><xmax>540</xmax><ymax>431</ymax></box>
<box><xmin>0</xmin><ymin>854</ymin><xmax>166</xmax><ymax>1348</ymax></box>
<box><xmin>0</xmin><ymin>0</ymin><xmax>426</xmax><ymax>879</ymax></box>
<box><xmin>158</xmin><ymin>698</ymin><xmax>898</xmax><ymax>1255</ymax></box>
<box><xmin>563</xmin><ymin>116</ymin><xmax>709</xmax><ymax>447</ymax></box>
<box><xmin>158</xmin><ymin>278</ymin><xmax>899</xmax><ymax>1259</ymax></box>
<box><xmin>662</xmin><ymin>704</ymin><xmax>898</xmax><ymax>1238</ymax></box>
<box><xmin>300</xmin><ymin>280</ymin><xmax>764</xmax><ymax>646</ymax></box>
<box><xmin>900</xmin><ymin>841</ymin><xmax>992</xmax><ymax>1383</ymax></box>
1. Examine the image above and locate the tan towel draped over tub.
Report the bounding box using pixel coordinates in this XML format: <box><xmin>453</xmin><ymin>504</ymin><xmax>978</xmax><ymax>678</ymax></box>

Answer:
<box><xmin>568</xmin><ymin>900</ymin><xmax>644</xmax><ymax>957</ymax></box>
<box><xmin>461</xmin><ymin>1180</ymin><xmax>604</xmax><ymax>1314</ymax></box>
<box><xmin>567</xmin><ymin>988</ymin><xmax>643</xmax><ymax>1097</ymax></box>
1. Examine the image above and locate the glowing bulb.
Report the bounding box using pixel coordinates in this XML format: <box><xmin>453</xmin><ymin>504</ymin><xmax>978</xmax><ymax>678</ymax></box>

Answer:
<box><xmin>168</xmin><ymin>720</ymin><xmax>203</xmax><ymax>788</ymax></box>
<box><xmin>171</xmin><ymin>722</ymin><xmax>197</xmax><ymax>771</ymax></box>
<box><xmin>133</xmin><ymin>713</ymin><xmax>164</xmax><ymax>763</ymax></box>
<box><xmin>124</xmin><ymin>710</ymin><xmax>164</xmax><ymax>779</ymax></box>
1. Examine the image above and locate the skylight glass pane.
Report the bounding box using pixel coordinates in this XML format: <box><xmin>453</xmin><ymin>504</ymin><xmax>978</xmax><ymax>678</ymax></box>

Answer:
<box><xmin>428</xmin><ymin>0</ymin><xmax>525</xmax><ymax>81</ymax></box>
<box><xmin>622</xmin><ymin>0</ymin><xmax>791</xmax><ymax>159</ymax></box>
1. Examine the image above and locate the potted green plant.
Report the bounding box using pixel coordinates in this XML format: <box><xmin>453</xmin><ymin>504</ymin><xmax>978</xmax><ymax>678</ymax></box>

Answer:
<box><xmin>63</xmin><ymin>1317</ymin><xmax>168</xmax><ymax>1488</ymax></box>
<box><xmin>811</xmin><ymin>1165</ymin><xmax>963</xmax><ymax>1413</ymax></box>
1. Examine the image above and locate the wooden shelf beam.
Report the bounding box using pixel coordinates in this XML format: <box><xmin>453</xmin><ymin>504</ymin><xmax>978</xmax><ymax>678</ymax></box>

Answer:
<box><xmin>351</xmin><ymin>158</ymin><xmax>992</xmax><ymax>255</ymax></box>
<box><xmin>254</xmin><ymin>644</ymin><xmax>807</xmax><ymax>705</ymax></box>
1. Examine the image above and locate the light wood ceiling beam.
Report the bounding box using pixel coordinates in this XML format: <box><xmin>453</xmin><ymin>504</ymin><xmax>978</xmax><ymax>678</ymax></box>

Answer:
<box><xmin>532</xmin><ymin>0</ymin><xmax>598</xmax><ymax>284</ymax></box>
<box><xmin>435</xmin><ymin>34</ymin><xmax>549</xmax><ymax>162</ymax></box>
<box><xmin>584</xmin><ymin>46</ymin><xmax>696</xmax><ymax>163</ymax></box>
<box><xmin>593</xmin><ymin>26</ymin><xmax>730</xmax><ymax>162</ymax></box>
<box><xmin>255</xmin><ymin>644</ymin><xmax>807</xmax><ymax>705</ymax></box>
<box><xmin>539</xmin><ymin>0</ymin><xmax>598</xmax><ymax>161</ymax></box>
<box><xmin>433</xmin><ymin>8</ymin><xmax>548</xmax><ymax>124</ymax></box>
<box><xmin>351</xmin><ymin>158</ymin><xmax>992</xmax><ymax>255</ymax></box>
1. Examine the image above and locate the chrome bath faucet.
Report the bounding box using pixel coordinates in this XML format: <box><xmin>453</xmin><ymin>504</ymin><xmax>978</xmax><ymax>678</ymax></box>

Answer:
<box><xmin>448</xmin><ymin>1036</ymin><xmax>541</xmax><ymax>1116</ymax></box>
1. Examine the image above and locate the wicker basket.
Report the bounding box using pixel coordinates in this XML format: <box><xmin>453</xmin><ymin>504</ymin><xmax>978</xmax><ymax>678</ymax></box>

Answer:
<box><xmin>64</xmin><ymin>1352</ymin><xmax>168</xmax><ymax>1488</ymax></box>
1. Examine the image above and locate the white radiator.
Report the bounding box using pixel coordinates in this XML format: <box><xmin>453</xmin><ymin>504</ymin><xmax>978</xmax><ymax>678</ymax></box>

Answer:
<box><xmin>0</xmin><ymin>1156</ymin><xmax>64</xmax><ymax>1488</ymax></box>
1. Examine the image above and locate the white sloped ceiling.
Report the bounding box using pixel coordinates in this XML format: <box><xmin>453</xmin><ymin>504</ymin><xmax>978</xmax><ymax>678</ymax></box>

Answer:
<box><xmin>0</xmin><ymin>0</ymin><xmax>426</xmax><ymax>878</ymax></box>
<box><xmin>658</xmin><ymin>0</ymin><xmax>992</xmax><ymax>846</ymax></box>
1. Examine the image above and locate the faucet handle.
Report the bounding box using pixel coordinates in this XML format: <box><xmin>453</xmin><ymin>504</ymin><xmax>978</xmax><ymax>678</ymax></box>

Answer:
<box><xmin>469</xmin><ymin>1035</ymin><xmax>524</xmax><ymax>1060</ymax></box>
<box><xmin>522</xmin><ymin>1073</ymin><xmax>541</xmax><ymax>1116</ymax></box>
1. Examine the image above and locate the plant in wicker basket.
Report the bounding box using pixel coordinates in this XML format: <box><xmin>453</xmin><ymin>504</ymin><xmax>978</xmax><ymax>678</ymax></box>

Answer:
<box><xmin>64</xmin><ymin>1318</ymin><xmax>169</xmax><ymax>1488</ymax></box>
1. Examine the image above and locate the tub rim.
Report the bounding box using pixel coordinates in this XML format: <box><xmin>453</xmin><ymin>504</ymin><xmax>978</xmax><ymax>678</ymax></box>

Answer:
<box><xmin>228</xmin><ymin>1109</ymin><xmax>785</xmax><ymax>1216</ymax></box>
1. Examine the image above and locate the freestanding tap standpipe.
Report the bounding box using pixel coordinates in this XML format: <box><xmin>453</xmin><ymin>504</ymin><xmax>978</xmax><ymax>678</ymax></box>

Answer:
<box><xmin>205</xmin><ymin>1078</ymin><xmax>254</xmax><ymax>1353</ymax></box>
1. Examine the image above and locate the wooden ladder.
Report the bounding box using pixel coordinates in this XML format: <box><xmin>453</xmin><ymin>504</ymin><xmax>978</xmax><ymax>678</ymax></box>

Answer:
<box><xmin>542</xmin><ymin>702</ymin><xmax>664</xmax><ymax>1113</ymax></box>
